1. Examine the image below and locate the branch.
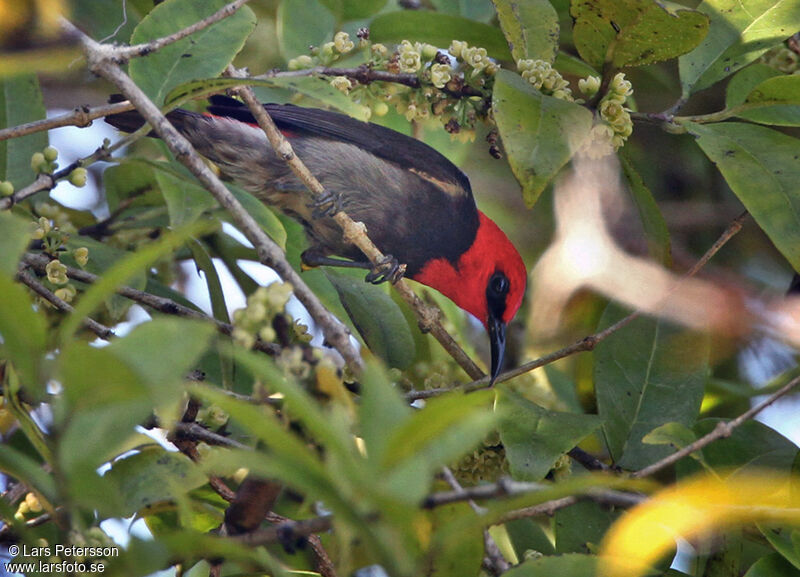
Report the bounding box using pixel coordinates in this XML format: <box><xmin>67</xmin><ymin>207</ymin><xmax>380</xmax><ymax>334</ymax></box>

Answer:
<box><xmin>225</xmin><ymin>67</ymin><xmax>485</xmax><ymax>381</ymax></box>
<box><xmin>0</xmin><ymin>101</ymin><xmax>133</xmax><ymax>142</ymax></box>
<box><xmin>0</xmin><ymin>134</ymin><xmax>131</xmax><ymax>211</ymax></box>
<box><xmin>408</xmin><ymin>210</ymin><xmax>750</xmax><ymax>399</ymax></box>
<box><xmin>16</xmin><ymin>268</ymin><xmax>114</xmax><ymax>340</ymax></box>
<box><xmin>69</xmin><ymin>24</ymin><xmax>362</xmax><ymax>373</ymax></box>
<box><xmin>22</xmin><ymin>253</ymin><xmax>281</xmax><ymax>356</ymax></box>
<box><xmin>171</xmin><ymin>422</ymin><xmax>249</xmax><ymax>450</ymax></box>
<box><xmin>91</xmin><ymin>0</ymin><xmax>252</xmax><ymax>63</ymax></box>
<box><xmin>231</xmin><ymin>515</ymin><xmax>334</xmax><ymax>547</ymax></box>
<box><xmin>632</xmin><ymin>373</ymin><xmax>800</xmax><ymax>479</ymax></box>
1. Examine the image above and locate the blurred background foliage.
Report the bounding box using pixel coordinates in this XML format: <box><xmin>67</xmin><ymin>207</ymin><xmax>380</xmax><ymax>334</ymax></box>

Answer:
<box><xmin>1</xmin><ymin>0</ymin><xmax>800</xmax><ymax>576</ymax></box>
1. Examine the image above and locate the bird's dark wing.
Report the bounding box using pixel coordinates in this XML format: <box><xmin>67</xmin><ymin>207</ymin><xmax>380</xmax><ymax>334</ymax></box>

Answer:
<box><xmin>206</xmin><ymin>95</ymin><xmax>473</xmax><ymax>200</ymax></box>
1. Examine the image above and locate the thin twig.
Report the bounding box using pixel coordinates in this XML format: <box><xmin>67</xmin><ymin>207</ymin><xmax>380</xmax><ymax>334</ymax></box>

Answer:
<box><xmin>231</xmin><ymin>515</ymin><xmax>334</xmax><ymax>547</ymax></box>
<box><xmin>0</xmin><ymin>134</ymin><xmax>131</xmax><ymax>211</ymax></box>
<box><xmin>22</xmin><ymin>253</ymin><xmax>281</xmax><ymax>356</ymax></box>
<box><xmin>95</xmin><ymin>0</ymin><xmax>252</xmax><ymax>63</ymax></box>
<box><xmin>171</xmin><ymin>422</ymin><xmax>249</xmax><ymax>450</ymax></box>
<box><xmin>68</xmin><ymin>24</ymin><xmax>362</xmax><ymax>372</ymax></box>
<box><xmin>225</xmin><ymin>66</ymin><xmax>485</xmax><ymax>381</ymax></box>
<box><xmin>0</xmin><ymin>101</ymin><xmax>133</xmax><ymax>142</ymax></box>
<box><xmin>633</xmin><ymin>373</ymin><xmax>800</xmax><ymax>479</ymax></box>
<box><xmin>16</xmin><ymin>268</ymin><xmax>114</xmax><ymax>340</ymax></box>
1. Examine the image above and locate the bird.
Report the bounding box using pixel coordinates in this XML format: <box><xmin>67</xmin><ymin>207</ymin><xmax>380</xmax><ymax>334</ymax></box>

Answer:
<box><xmin>106</xmin><ymin>95</ymin><xmax>527</xmax><ymax>382</ymax></box>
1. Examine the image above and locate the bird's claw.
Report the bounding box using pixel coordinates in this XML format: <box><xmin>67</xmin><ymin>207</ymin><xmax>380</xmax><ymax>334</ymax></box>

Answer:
<box><xmin>309</xmin><ymin>189</ymin><xmax>342</xmax><ymax>219</ymax></box>
<box><xmin>365</xmin><ymin>255</ymin><xmax>405</xmax><ymax>284</ymax></box>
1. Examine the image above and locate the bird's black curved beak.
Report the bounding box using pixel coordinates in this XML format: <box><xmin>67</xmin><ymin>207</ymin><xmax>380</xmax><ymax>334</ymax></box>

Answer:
<box><xmin>488</xmin><ymin>313</ymin><xmax>506</xmax><ymax>385</ymax></box>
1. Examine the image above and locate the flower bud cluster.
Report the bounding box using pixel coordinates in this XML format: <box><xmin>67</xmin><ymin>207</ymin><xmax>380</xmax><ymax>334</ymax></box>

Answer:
<box><xmin>31</xmin><ymin>146</ymin><xmax>59</xmax><ymax>174</ymax></box>
<box><xmin>452</xmin><ymin>431</ymin><xmax>509</xmax><ymax>485</ymax></box>
<box><xmin>289</xmin><ymin>31</ymin><xmax>358</xmax><ymax>70</ymax></box>
<box><xmin>232</xmin><ymin>283</ymin><xmax>293</xmax><ymax>349</ymax></box>
<box><xmin>15</xmin><ymin>492</ymin><xmax>43</xmax><ymax>521</ymax></box>
<box><xmin>579</xmin><ymin>72</ymin><xmax>634</xmax><ymax>158</ymax></box>
<box><xmin>762</xmin><ymin>45</ymin><xmax>800</xmax><ymax>74</ymax></box>
<box><xmin>516</xmin><ymin>59</ymin><xmax>572</xmax><ymax>101</ymax></box>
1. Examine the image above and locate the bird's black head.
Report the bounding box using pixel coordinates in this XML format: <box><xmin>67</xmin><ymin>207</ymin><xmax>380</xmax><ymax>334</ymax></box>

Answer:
<box><xmin>486</xmin><ymin>271</ymin><xmax>510</xmax><ymax>385</ymax></box>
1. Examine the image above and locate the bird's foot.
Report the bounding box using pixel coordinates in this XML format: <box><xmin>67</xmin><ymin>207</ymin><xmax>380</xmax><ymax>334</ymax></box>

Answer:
<box><xmin>309</xmin><ymin>189</ymin><xmax>342</xmax><ymax>219</ymax></box>
<box><xmin>365</xmin><ymin>255</ymin><xmax>405</xmax><ymax>285</ymax></box>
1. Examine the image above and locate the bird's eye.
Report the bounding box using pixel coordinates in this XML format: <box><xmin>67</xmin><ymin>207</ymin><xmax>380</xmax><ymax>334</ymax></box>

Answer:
<box><xmin>489</xmin><ymin>273</ymin><xmax>509</xmax><ymax>297</ymax></box>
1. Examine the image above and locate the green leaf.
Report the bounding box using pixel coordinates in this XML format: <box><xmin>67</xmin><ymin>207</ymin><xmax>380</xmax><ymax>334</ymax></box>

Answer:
<box><xmin>156</xmin><ymin>168</ymin><xmax>217</xmax><ymax>227</ymax></box>
<box><xmin>679</xmin><ymin>0</ymin><xmax>800</xmax><ymax>96</ymax></box>
<box><xmin>506</xmin><ymin>518</ymin><xmax>556</xmax><ymax>557</ymax></box>
<box><xmin>277</xmin><ymin>0</ymin><xmax>335</xmax><ymax>59</ymax></box>
<box><xmin>226</xmin><ymin>184</ymin><xmax>288</xmax><ymax>249</ymax></box>
<box><xmin>502</xmin><ymin>553</ymin><xmax>597</xmax><ymax>577</ymax></box>
<box><xmin>571</xmin><ymin>0</ymin><xmax>708</xmax><ymax>69</ymax></box>
<box><xmin>492</xmin><ymin>0</ymin><xmax>559</xmax><ymax>63</ymax></box>
<box><xmin>759</xmin><ymin>526</ymin><xmax>800</xmax><ymax>570</ymax></box>
<box><xmin>687</xmin><ymin>419</ymin><xmax>799</xmax><ymax>476</ymax></box>
<box><xmin>325</xmin><ymin>269</ymin><xmax>416</xmax><ymax>369</ymax></box>
<box><xmin>726</xmin><ymin>63</ymin><xmax>782</xmax><ymax>108</ymax></box>
<box><xmin>0</xmin><ymin>212</ymin><xmax>31</xmax><ymax>276</ymax></box>
<box><xmin>102</xmin><ymin>159</ymin><xmax>161</xmax><ymax>213</ymax></box>
<box><xmin>740</xmin><ymin>74</ymin><xmax>800</xmax><ymax>126</ymax></box>
<box><xmin>493</xmin><ymin>69</ymin><xmax>593</xmax><ymax>207</ymax></box>
<box><xmin>685</xmin><ymin>122</ymin><xmax>800</xmax><ymax>271</ymax></box>
<box><xmin>105</xmin><ymin>448</ymin><xmax>208</xmax><ymax>517</ymax></box>
<box><xmin>430</xmin><ymin>0</ymin><xmax>496</xmax><ymax>21</ymax></box>
<box><xmin>318</xmin><ymin>0</ymin><xmax>388</xmax><ymax>20</ymax></box>
<box><xmin>109</xmin><ymin>318</ymin><xmax>216</xmax><ymax>400</ymax></box>
<box><xmin>619</xmin><ymin>153</ymin><xmax>671</xmax><ymax>265</ymax></box>
<box><xmin>0</xmin><ymin>276</ymin><xmax>47</xmax><ymax>391</ymax></box>
<box><xmin>369</xmin><ymin>11</ymin><xmax>513</xmax><ymax>60</ymax></box>
<box><xmin>595</xmin><ymin>303</ymin><xmax>709</xmax><ymax>470</ymax></box>
<box><xmin>164</xmin><ymin>75</ymin><xmax>373</xmax><ymax>121</ymax></box>
<box><xmin>642</xmin><ymin>421</ymin><xmax>697</xmax><ymax>448</ymax></box>
<box><xmin>497</xmin><ymin>388</ymin><xmax>603</xmax><ymax>481</ymax></box>
<box><xmin>358</xmin><ymin>360</ymin><xmax>412</xmax><ymax>469</ymax></box>
<box><xmin>0</xmin><ymin>75</ymin><xmax>47</xmax><ymax>189</ymax></box>
<box><xmin>129</xmin><ymin>0</ymin><xmax>256</xmax><ymax>104</ymax></box>
<box><xmin>0</xmin><ymin>444</ymin><xmax>56</xmax><ymax>502</ymax></box>
<box><xmin>744</xmin><ymin>553</ymin><xmax>800</xmax><ymax>577</ymax></box>
<box><xmin>555</xmin><ymin>500</ymin><xmax>618</xmax><ymax>554</ymax></box>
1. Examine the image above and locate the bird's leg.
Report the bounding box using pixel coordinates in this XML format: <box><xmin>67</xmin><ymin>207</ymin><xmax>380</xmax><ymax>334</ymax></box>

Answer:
<box><xmin>307</xmin><ymin>189</ymin><xmax>343</xmax><ymax>219</ymax></box>
<box><xmin>301</xmin><ymin>249</ymin><xmax>405</xmax><ymax>284</ymax></box>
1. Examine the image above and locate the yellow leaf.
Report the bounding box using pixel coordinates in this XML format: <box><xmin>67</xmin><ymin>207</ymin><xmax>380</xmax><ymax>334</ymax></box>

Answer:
<box><xmin>599</xmin><ymin>471</ymin><xmax>800</xmax><ymax>577</ymax></box>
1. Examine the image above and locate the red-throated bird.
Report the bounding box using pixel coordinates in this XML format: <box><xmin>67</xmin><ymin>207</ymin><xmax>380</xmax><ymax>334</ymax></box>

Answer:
<box><xmin>106</xmin><ymin>95</ymin><xmax>526</xmax><ymax>382</ymax></box>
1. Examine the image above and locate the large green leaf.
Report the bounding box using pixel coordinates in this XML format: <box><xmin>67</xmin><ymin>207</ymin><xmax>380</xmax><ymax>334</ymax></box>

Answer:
<box><xmin>741</xmin><ymin>74</ymin><xmax>800</xmax><ymax>126</ymax></box>
<box><xmin>0</xmin><ymin>212</ymin><xmax>31</xmax><ymax>276</ymax></box>
<box><xmin>679</xmin><ymin>0</ymin><xmax>800</xmax><ymax>96</ymax></box>
<box><xmin>129</xmin><ymin>0</ymin><xmax>256</xmax><ymax>104</ymax></box>
<box><xmin>680</xmin><ymin>419</ymin><xmax>799</xmax><ymax>477</ymax></box>
<box><xmin>277</xmin><ymin>0</ymin><xmax>335</xmax><ymax>59</ymax></box>
<box><xmin>744</xmin><ymin>553</ymin><xmax>800</xmax><ymax>577</ymax></box>
<box><xmin>325</xmin><ymin>269</ymin><xmax>416</xmax><ymax>369</ymax></box>
<box><xmin>619</xmin><ymin>153</ymin><xmax>671</xmax><ymax>265</ymax></box>
<box><xmin>105</xmin><ymin>448</ymin><xmax>208</xmax><ymax>517</ymax></box>
<box><xmin>502</xmin><ymin>553</ymin><xmax>597</xmax><ymax>577</ymax></box>
<box><xmin>369</xmin><ymin>11</ymin><xmax>512</xmax><ymax>60</ymax></box>
<box><xmin>318</xmin><ymin>0</ymin><xmax>387</xmax><ymax>20</ymax></box>
<box><xmin>497</xmin><ymin>388</ymin><xmax>603</xmax><ymax>481</ymax></box>
<box><xmin>555</xmin><ymin>500</ymin><xmax>618</xmax><ymax>554</ymax></box>
<box><xmin>0</xmin><ymin>276</ymin><xmax>47</xmax><ymax>392</ymax></box>
<box><xmin>685</xmin><ymin>122</ymin><xmax>800</xmax><ymax>271</ymax></box>
<box><xmin>493</xmin><ymin>69</ymin><xmax>593</xmax><ymax>207</ymax></box>
<box><xmin>759</xmin><ymin>525</ymin><xmax>800</xmax><ymax>571</ymax></box>
<box><xmin>0</xmin><ymin>75</ymin><xmax>47</xmax><ymax>189</ymax></box>
<box><xmin>571</xmin><ymin>0</ymin><xmax>708</xmax><ymax>69</ymax></box>
<box><xmin>156</xmin><ymin>167</ymin><xmax>218</xmax><ymax>227</ymax></box>
<box><xmin>492</xmin><ymin>0</ymin><xmax>559</xmax><ymax>63</ymax></box>
<box><xmin>595</xmin><ymin>303</ymin><xmax>709</xmax><ymax>470</ymax></box>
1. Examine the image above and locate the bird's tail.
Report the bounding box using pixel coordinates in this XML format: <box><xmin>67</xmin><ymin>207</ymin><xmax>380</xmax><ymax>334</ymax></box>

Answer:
<box><xmin>104</xmin><ymin>94</ymin><xmax>194</xmax><ymax>134</ymax></box>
